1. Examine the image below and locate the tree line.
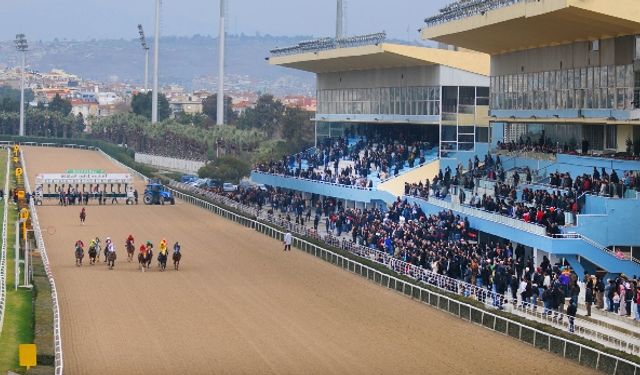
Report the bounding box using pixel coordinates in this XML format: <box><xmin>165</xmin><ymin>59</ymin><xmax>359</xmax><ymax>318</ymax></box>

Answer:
<box><xmin>0</xmin><ymin>85</ymin><xmax>315</xmax><ymax>182</ymax></box>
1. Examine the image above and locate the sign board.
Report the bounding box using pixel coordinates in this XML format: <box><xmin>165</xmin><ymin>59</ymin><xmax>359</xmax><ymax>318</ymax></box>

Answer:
<box><xmin>65</xmin><ymin>169</ymin><xmax>105</xmax><ymax>174</ymax></box>
<box><xmin>15</xmin><ymin>167</ymin><xmax>23</xmax><ymax>177</ymax></box>
<box><xmin>36</xmin><ymin>173</ymin><xmax>132</xmax><ymax>184</ymax></box>
<box><xmin>13</xmin><ymin>156</ymin><xmax>18</xmax><ymax>163</ymax></box>
<box><xmin>19</xmin><ymin>344</ymin><xmax>37</xmax><ymax>370</ymax></box>
<box><xmin>17</xmin><ymin>190</ymin><xmax>25</xmax><ymax>200</ymax></box>
<box><xmin>13</xmin><ymin>144</ymin><xmax>20</xmax><ymax>155</ymax></box>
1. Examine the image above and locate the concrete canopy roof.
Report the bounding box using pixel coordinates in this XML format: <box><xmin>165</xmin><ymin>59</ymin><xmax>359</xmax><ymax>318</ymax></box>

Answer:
<box><xmin>421</xmin><ymin>0</ymin><xmax>640</xmax><ymax>55</ymax></box>
<box><xmin>268</xmin><ymin>43</ymin><xmax>489</xmax><ymax>76</ymax></box>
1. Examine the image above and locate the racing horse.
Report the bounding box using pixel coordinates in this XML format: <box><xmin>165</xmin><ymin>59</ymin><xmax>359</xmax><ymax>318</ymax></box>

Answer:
<box><xmin>158</xmin><ymin>251</ymin><xmax>168</xmax><ymax>272</ymax></box>
<box><xmin>138</xmin><ymin>252</ymin><xmax>146</xmax><ymax>272</ymax></box>
<box><xmin>88</xmin><ymin>243</ymin><xmax>98</xmax><ymax>265</ymax></box>
<box><xmin>107</xmin><ymin>250</ymin><xmax>116</xmax><ymax>270</ymax></box>
<box><xmin>138</xmin><ymin>249</ymin><xmax>153</xmax><ymax>272</ymax></box>
<box><xmin>173</xmin><ymin>251</ymin><xmax>182</xmax><ymax>270</ymax></box>
<box><xmin>125</xmin><ymin>240</ymin><xmax>135</xmax><ymax>262</ymax></box>
<box><xmin>75</xmin><ymin>245</ymin><xmax>84</xmax><ymax>266</ymax></box>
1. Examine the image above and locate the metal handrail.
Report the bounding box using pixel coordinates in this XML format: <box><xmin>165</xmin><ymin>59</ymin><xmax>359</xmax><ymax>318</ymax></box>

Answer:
<box><xmin>251</xmin><ymin>170</ymin><xmax>373</xmax><ymax>191</ymax></box>
<box><xmin>424</xmin><ymin>0</ymin><xmax>524</xmax><ymax>27</ymax></box>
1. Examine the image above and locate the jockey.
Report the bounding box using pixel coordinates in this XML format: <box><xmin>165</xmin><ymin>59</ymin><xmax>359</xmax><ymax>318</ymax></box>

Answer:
<box><xmin>173</xmin><ymin>242</ymin><xmax>181</xmax><ymax>254</ymax></box>
<box><xmin>139</xmin><ymin>244</ymin><xmax>147</xmax><ymax>255</ymax></box>
<box><xmin>75</xmin><ymin>239</ymin><xmax>84</xmax><ymax>249</ymax></box>
<box><xmin>89</xmin><ymin>238</ymin><xmax>96</xmax><ymax>250</ymax></box>
<box><xmin>105</xmin><ymin>237</ymin><xmax>114</xmax><ymax>253</ymax></box>
<box><xmin>159</xmin><ymin>239</ymin><xmax>168</xmax><ymax>256</ymax></box>
<box><xmin>145</xmin><ymin>240</ymin><xmax>153</xmax><ymax>253</ymax></box>
<box><xmin>126</xmin><ymin>234</ymin><xmax>135</xmax><ymax>246</ymax></box>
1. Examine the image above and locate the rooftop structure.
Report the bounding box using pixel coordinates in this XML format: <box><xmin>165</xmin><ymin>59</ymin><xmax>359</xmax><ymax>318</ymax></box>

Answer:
<box><xmin>421</xmin><ymin>0</ymin><xmax>640</xmax><ymax>55</ymax></box>
<box><xmin>269</xmin><ymin>40</ymin><xmax>489</xmax><ymax>76</ymax></box>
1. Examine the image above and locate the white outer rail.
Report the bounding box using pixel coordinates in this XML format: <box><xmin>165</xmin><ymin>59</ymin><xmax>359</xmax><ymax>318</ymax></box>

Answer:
<box><xmin>0</xmin><ymin>148</ymin><xmax>10</xmax><ymax>334</ymax></box>
<box><xmin>20</xmin><ymin>150</ymin><xmax>64</xmax><ymax>375</ymax></box>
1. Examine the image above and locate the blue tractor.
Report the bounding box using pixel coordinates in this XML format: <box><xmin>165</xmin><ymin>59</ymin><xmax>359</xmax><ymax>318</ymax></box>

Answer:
<box><xmin>143</xmin><ymin>180</ymin><xmax>175</xmax><ymax>205</ymax></box>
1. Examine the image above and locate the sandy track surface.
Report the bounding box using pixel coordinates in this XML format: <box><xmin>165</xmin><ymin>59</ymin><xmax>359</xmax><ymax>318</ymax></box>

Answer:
<box><xmin>22</xmin><ymin>147</ymin><xmax>594</xmax><ymax>375</ymax></box>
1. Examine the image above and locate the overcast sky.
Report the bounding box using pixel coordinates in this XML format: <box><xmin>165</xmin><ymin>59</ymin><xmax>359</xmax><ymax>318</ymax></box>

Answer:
<box><xmin>1</xmin><ymin>0</ymin><xmax>449</xmax><ymax>42</ymax></box>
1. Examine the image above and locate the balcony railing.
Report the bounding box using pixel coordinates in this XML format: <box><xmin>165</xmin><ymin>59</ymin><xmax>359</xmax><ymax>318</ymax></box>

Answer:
<box><xmin>424</xmin><ymin>0</ymin><xmax>524</xmax><ymax>28</ymax></box>
<box><xmin>270</xmin><ymin>32</ymin><xmax>387</xmax><ymax>57</ymax></box>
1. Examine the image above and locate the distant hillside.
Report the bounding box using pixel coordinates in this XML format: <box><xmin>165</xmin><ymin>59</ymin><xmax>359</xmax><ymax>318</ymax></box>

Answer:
<box><xmin>0</xmin><ymin>35</ymin><xmax>316</xmax><ymax>95</ymax></box>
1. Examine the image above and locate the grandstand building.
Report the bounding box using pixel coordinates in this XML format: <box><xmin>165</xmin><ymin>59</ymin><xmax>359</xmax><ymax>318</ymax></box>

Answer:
<box><xmin>418</xmin><ymin>0</ymin><xmax>640</xmax><ymax>275</ymax></box>
<box><xmin>422</xmin><ymin>0</ymin><xmax>640</xmax><ymax>154</ymax></box>
<box><xmin>252</xmin><ymin>3</ymin><xmax>640</xmax><ymax>278</ymax></box>
<box><xmin>253</xmin><ymin>33</ymin><xmax>490</xmax><ymax>204</ymax></box>
<box><xmin>268</xmin><ymin>34</ymin><xmax>490</xmax><ymax>156</ymax></box>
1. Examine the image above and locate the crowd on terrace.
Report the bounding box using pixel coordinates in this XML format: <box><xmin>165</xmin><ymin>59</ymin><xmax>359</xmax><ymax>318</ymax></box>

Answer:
<box><xmin>497</xmin><ymin>136</ymin><xmax>640</xmax><ymax>161</ymax></box>
<box><xmin>254</xmin><ymin>137</ymin><xmax>434</xmax><ymax>188</ymax></box>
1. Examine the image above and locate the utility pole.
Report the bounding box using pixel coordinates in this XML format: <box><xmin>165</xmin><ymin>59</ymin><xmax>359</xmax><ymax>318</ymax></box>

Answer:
<box><xmin>138</xmin><ymin>24</ymin><xmax>150</xmax><ymax>91</ymax></box>
<box><xmin>152</xmin><ymin>0</ymin><xmax>161</xmax><ymax>124</ymax></box>
<box><xmin>15</xmin><ymin>34</ymin><xmax>28</xmax><ymax>136</ymax></box>
<box><xmin>216</xmin><ymin>0</ymin><xmax>226</xmax><ymax>125</ymax></box>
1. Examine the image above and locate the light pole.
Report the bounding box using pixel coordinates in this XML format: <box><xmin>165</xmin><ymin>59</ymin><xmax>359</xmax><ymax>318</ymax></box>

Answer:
<box><xmin>138</xmin><ymin>24</ymin><xmax>150</xmax><ymax>91</ymax></box>
<box><xmin>15</xmin><ymin>34</ymin><xmax>28</xmax><ymax>137</ymax></box>
<box><xmin>336</xmin><ymin>0</ymin><xmax>344</xmax><ymax>38</ymax></box>
<box><xmin>216</xmin><ymin>0</ymin><xmax>226</xmax><ymax>126</ymax></box>
<box><xmin>152</xmin><ymin>0</ymin><xmax>161</xmax><ymax>124</ymax></box>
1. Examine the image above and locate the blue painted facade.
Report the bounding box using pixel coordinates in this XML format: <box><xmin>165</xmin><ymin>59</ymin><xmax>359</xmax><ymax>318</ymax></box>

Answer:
<box><xmin>575</xmin><ymin>197</ymin><xmax>640</xmax><ymax>247</ymax></box>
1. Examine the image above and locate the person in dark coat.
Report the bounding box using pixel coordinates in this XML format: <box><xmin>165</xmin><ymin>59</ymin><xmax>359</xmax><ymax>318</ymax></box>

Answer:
<box><xmin>567</xmin><ymin>300</ymin><xmax>578</xmax><ymax>332</ymax></box>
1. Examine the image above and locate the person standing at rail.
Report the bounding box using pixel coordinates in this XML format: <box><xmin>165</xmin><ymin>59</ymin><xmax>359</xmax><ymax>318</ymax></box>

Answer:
<box><xmin>283</xmin><ymin>231</ymin><xmax>292</xmax><ymax>252</ymax></box>
<box><xmin>80</xmin><ymin>207</ymin><xmax>87</xmax><ymax>225</ymax></box>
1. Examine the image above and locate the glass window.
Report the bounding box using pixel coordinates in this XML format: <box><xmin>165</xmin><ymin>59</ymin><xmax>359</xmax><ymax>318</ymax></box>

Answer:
<box><xmin>458</xmin><ymin>134</ymin><xmax>475</xmax><ymax>143</ymax></box>
<box><xmin>605</xmin><ymin>125</ymin><xmax>617</xmax><ymax>149</ymax></box>
<box><xmin>475</xmin><ymin>127</ymin><xmax>489</xmax><ymax>143</ymax></box>
<box><xmin>442</xmin><ymin>125</ymin><xmax>457</xmax><ymax>141</ymax></box>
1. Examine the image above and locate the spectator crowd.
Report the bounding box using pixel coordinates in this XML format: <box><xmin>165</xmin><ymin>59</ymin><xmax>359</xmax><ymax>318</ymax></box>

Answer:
<box><xmin>254</xmin><ymin>137</ymin><xmax>434</xmax><ymax>188</ymax></box>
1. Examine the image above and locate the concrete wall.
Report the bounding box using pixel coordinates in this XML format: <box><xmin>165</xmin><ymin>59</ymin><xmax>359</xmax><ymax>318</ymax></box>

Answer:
<box><xmin>135</xmin><ymin>153</ymin><xmax>205</xmax><ymax>174</ymax></box>
<box><xmin>438</xmin><ymin>66</ymin><xmax>489</xmax><ymax>87</ymax></box>
<box><xmin>491</xmin><ymin>36</ymin><xmax>635</xmax><ymax>76</ymax></box>
<box><xmin>317</xmin><ymin>65</ymin><xmax>441</xmax><ymax>90</ymax></box>
<box><xmin>317</xmin><ymin>65</ymin><xmax>488</xmax><ymax>90</ymax></box>
<box><xmin>576</xmin><ymin>196</ymin><xmax>640</xmax><ymax>247</ymax></box>
<box><xmin>378</xmin><ymin>159</ymin><xmax>440</xmax><ymax>197</ymax></box>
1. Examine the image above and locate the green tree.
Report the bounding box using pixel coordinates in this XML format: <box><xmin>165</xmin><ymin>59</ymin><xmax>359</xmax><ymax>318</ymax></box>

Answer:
<box><xmin>0</xmin><ymin>85</ymin><xmax>34</xmax><ymax>112</ymax></box>
<box><xmin>175</xmin><ymin>112</ymin><xmax>210</xmax><ymax>127</ymax></box>
<box><xmin>202</xmin><ymin>94</ymin><xmax>237</xmax><ymax>124</ymax></box>
<box><xmin>131</xmin><ymin>91</ymin><xmax>171</xmax><ymax>121</ymax></box>
<box><xmin>198</xmin><ymin>155</ymin><xmax>251</xmax><ymax>183</ymax></box>
<box><xmin>281</xmin><ymin>107</ymin><xmax>314</xmax><ymax>154</ymax></box>
<box><xmin>48</xmin><ymin>93</ymin><xmax>72</xmax><ymax>116</ymax></box>
<box><xmin>237</xmin><ymin>94</ymin><xmax>284</xmax><ymax>136</ymax></box>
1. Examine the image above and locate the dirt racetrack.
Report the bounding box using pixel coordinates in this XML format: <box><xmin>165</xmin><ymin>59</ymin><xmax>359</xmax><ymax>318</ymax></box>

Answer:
<box><xmin>23</xmin><ymin>146</ymin><xmax>595</xmax><ymax>375</ymax></box>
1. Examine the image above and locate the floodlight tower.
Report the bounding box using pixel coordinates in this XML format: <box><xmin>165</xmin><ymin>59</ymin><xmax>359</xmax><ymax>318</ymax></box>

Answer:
<box><xmin>15</xmin><ymin>34</ymin><xmax>28</xmax><ymax>137</ymax></box>
<box><xmin>336</xmin><ymin>0</ymin><xmax>344</xmax><ymax>38</ymax></box>
<box><xmin>216</xmin><ymin>0</ymin><xmax>226</xmax><ymax>125</ymax></box>
<box><xmin>138</xmin><ymin>24</ymin><xmax>150</xmax><ymax>91</ymax></box>
<box><xmin>152</xmin><ymin>0</ymin><xmax>161</xmax><ymax>124</ymax></box>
